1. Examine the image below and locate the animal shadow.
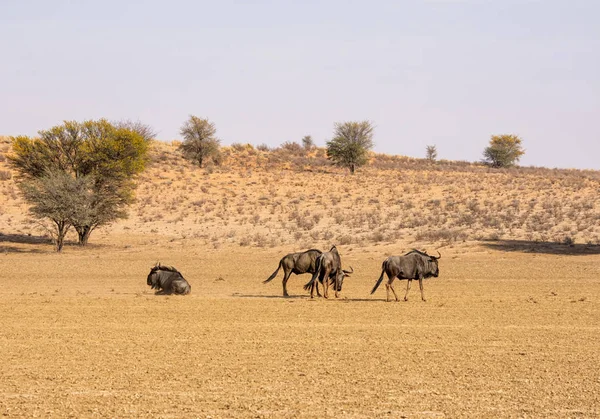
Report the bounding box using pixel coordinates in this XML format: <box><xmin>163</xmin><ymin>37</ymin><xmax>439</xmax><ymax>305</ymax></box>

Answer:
<box><xmin>482</xmin><ymin>240</ymin><xmax>600</xmax><ymax>255</ymax></box>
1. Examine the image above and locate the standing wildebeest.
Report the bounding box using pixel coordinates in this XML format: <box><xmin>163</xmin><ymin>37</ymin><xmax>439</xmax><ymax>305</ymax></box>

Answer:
<box><xmin>263</xmin><ymin>249</ymin><xmax>323</xmax><ymax>297</ymax></box>
<box><xmin>371</xmin><ymin>249</ymin><xmax>441</xmax><ymax>302</ymax></box>
<box><xmin>147</xmin><ymin>264</ymin><xmax>191</xmax><ymax>295</ymax></box>
<box><xmin>303</xmin><ymin>245</ymin><xmax>353</xmax><ymax>299</ymax></box>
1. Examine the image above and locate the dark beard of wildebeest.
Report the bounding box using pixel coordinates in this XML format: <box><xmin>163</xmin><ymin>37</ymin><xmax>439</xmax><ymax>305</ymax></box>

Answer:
<box><xmin>303</xmin><ymin>245</ymin><xmax>353</xmax><ymax>299</ymax></box>
<box><xmin>263</xmin><ymin>249</ymin><xmax>324</xmax><ymax>297</ymax></box>
<box><xmin>147</xmin><ymin>264</ymin><xmax>191</xmax><ymax>295</ymax></box>
<box><xmin>370</xmin><ymin>249</ymin><xmax>440</xmax><ymax>302</ymax></box>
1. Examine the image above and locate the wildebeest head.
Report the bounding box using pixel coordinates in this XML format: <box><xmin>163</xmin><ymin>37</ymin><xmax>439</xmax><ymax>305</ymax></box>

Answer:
<box><xmin>147</xmin><ymin>263</ymin><xmax>161</xmax><ymax>289</ymax></box>
<box><xmin>428</xmin><ymin>251</ymin><xmax>441</xmax><ymax>277</ymax></box>
<box><xmin>332</xmin><ymin>266</ymin><xmax>353</xmax><ymax>292</ymax></box>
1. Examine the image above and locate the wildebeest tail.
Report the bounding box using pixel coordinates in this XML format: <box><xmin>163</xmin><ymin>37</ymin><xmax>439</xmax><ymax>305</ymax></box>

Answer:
<box><xmin>303</xmin><ymin>255</ymin><xmax>322</xmax><ymax>291</ymax></box>
<box><xmin>263</xmin><ymin>260</ymin><xmax>282</xmax><ymax>283</ymax></box>
<box><xmin>371</xmin><ymin>260</ymin><xmax>387</xmax><ymax>294</ymax></box>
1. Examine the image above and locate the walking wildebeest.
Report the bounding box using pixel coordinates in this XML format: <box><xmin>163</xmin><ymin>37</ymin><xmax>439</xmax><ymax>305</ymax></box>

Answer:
<box><xmin>263</xmin><ymin>249</ymin><xmax>323</xmax><ymax>297</ymax></box>
<box><xmin>147</xmin><ymin>263</ymin><xmax>191</xmax><ymax>295</ymax></box>
<box><xmin>303</xmin><ymin>245</ymin><xmax>353</xmax><ymax>299</ymax></box>
<box><xmin>371</xmin><ymin>249</ymin><xmax>441</xmax><ymax>302</ymax></box>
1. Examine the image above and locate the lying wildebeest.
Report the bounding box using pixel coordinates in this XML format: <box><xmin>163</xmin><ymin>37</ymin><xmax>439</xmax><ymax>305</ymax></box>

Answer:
<box><xmin>147</xmin><ymin>263</ymin><xmax>191</xmax><ymax>295</ymax></box>
<box><xmin>303</xmin><ymin>245</ymin><xmax>353</xmax><ymax>299</ymax></box>
<box><xmin>371</xmin><ymin>249</ymin><xmax>440</xmax><ymax>302</ymax></box>
<box><xmin>263</xmin><ymin>249</ymin><xmax>323</xmax><ymax>297</ymax></box>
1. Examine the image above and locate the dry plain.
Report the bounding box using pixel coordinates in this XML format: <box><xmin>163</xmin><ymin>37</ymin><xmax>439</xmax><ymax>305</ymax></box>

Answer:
<box><xmin>1</xmin><ymin>139</ymin><xmax>600</xmax><ymax>417</ymax></box>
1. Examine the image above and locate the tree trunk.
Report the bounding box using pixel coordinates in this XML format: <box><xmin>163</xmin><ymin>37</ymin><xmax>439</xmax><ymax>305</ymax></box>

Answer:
<box><xmin>54</xmin><ymin>221</ymin><xmax>69</xmax><ymax>252</ymax></box>
<box><xmin>75</xmin><ymin>225</ymin><xmax>93</xmax><ymax>246</ymax></box>
<box><xmin>349</xmin><ymin>163</ymin><xmax>355</xmax><ymax>174</ymax></box>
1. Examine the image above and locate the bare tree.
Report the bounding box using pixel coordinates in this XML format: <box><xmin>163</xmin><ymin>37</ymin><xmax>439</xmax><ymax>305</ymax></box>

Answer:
<box><xmin>112</xmin><ymin>119</ymin><xmax>157</xmax><ymax>142</ymax></box>
<box><xmin>21</xmin><ymin>172</ymin><xmax>90</xmax><ymax>252</ymax></box>
<box><xmin>178</xmin><ymin>116</ymin><xmax>221</xmax><ymax>167</ymax></box>
<box><xmin>426</xmin><ymin>145</ymin><xmax>438</xmax><ymax>162</ymax></box>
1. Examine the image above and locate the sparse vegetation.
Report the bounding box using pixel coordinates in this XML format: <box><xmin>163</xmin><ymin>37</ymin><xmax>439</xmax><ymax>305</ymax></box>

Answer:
<box><xmin>2</xmin><ymin>135</ymin><xmax>600</xmax><ymax>250</ymax></box>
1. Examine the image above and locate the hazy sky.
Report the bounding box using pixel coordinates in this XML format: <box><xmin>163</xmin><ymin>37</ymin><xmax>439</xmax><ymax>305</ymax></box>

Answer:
<box><xmin>1</xmin><ymin>0</ymin><xmax>598</xmax><ymax>169</ymax></box>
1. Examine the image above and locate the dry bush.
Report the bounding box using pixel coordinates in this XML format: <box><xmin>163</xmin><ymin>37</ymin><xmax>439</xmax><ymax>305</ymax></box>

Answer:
<box><xmin>276</xmin><ymin>142</ymin><xmax>304</xmax><ymax>156</ymax></box>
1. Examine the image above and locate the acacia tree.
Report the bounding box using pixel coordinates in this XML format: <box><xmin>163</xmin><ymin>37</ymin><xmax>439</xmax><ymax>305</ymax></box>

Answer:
<box><xmin>482</xmin><ymin>134</ymin><xmax>525</xmax><ymax>168</ymax></box>
<box><xmin>326</xmin><ymin>121</ymin><xmax>374</xmax><ymax>174</ymax></box>
<box><xmin>9</xmin><ymin>119</ymin><xmax>149</xmax><ymax>247</ymax></box>
<box><xmin>178</xmin><ymin>116</ymin><xmax>221</xmax><ymax>167</ymax></box>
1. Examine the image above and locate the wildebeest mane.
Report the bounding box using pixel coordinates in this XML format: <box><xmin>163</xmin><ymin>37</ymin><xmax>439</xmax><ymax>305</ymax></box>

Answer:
<box><xmin>405</xmin><ymin>249</ymin><xmax>430</xmax><ymax>257</ymax></box>
<box><xmin>153</xmin><ymin>264</ymin><xmax>181</xmax><ymax>274</ymax></box>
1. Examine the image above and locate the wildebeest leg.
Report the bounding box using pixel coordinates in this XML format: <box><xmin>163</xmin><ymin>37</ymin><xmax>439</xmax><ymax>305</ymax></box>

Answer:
<box><xmin>323</xmin><ymin>268</ymin><xmax>331</xmax><ymax>299</ymax></box>
<box><xmin>309</xmin><ymin>279</ymin><xmax>316</xmax><ymax>299</ymax></box>
<box><xmin>282</xmin><ymin>269</ymin><xmax>292</xmax><ymax>297</ymax></box>
<box><xmin>404</xmin><ymin>279</ymin><xmax>412</xmax><ymax>301</ymax></box>
<box><xmin>389</xmin><ymin>280</ymin><xmax>399</xmax><ymax>302</ymax></box>
<box><xmin>315</xmin><ymin>281</ymin><xmax>322</xmax><ymax>298</ymax></box>
<box><xmin>419</xmin><ymin>277</ymin><xmax>426</xmax><ymax>301</ymax></box>
<box><xmin>306</xmin><ymin>271</ymin><xmax>319</xmax><ymax>299</ymax></box>
<box><xmin>385</xmin><ymin>277</ymin><xmax>395</xmax><ymax>302</ymax></box>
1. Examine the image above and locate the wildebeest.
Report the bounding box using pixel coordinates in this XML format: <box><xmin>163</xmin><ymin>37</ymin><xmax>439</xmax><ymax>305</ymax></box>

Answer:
<box><xmin>371</xmin><ymin>249</ymin><xmax>440</xmax><ymax>302</ymax></box>
<box><xmin>147</xmin><ymin>263</ymin><xmax>191</xmax><ymax>295</ymax></box>
<box><xmin>303</xmin><ymin>245</ymin><xmax>353</xmax><ymax>299</ymax></box>
<box><xmin>263</xmin><ymin>249</ymin><xmax>323</xmax><ymax>297</ymax></box>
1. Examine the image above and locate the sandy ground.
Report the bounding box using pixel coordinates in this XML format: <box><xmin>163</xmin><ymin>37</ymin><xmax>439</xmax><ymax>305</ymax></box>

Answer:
<box><xmin>1</xmin><ymin>237</ymin><xmax>599</xmax><ymax>418</ymax></box>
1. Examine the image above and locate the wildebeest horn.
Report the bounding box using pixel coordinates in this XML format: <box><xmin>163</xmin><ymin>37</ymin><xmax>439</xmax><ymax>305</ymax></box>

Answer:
<box><xmin>343</xmin><ymin>266</ymin><xmax>354</xmax><ymax>274</ymax></box>
<box><xmin>433</xmin><ymin>251</ymin><xmax>441</xmax><ymax>259</ymax></box>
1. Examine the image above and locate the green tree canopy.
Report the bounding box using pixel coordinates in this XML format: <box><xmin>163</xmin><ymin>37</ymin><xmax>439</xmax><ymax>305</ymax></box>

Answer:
<box><xmin>9</xmin><ymin>119</ymin><xmax>149</xmax><ymax>247</ymax></box>
<box><xmin>326</xmin><ymin>121</ymin><xmax>374</xmax><ymax>174</ymax></box>
<box><xmin>482</xmin><ymin>134</ymin><xmax>525</xmax><ymax>168</ymax></box>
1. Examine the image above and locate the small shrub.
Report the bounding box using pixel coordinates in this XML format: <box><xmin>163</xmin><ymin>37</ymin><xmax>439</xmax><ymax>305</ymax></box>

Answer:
<box><xmin>0</xmin><ymin>170</ymin><xmax>12</xmax><ymax>181</ymax></box>
<box><xmin>337</xmin><ymin>234</ymin><xmax>353</xmax><ymax>245</ymax></box>
<box><xmin>278</xmin><ymin>141</ymin><xmax>304</xmax><ymax>155</ymax></box>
